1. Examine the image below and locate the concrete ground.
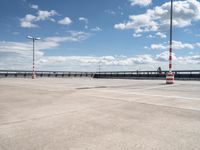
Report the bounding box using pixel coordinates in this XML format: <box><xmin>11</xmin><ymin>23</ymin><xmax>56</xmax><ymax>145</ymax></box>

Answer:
<box><xmin>0</xmin><ymin>78</ymin><xmax>200</xmax><ymax>150</ymax></box>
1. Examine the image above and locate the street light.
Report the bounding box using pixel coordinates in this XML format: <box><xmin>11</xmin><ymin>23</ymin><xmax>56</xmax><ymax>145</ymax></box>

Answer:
<box><xmin>26</xmin><ymin>35</ymin><xmax>41</xmax><ymax>79</ymax></box>
<box><xmin>166</xmin><ymin>0</ymin><xmax>174</xmax><ymax>84</ymax></box>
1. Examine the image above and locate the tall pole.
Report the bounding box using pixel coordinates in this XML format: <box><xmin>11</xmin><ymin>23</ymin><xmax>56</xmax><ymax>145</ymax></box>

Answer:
<box><xmin>166</xmin><ymin>0</ymin><xmax>174</xmax><ymax>84</ymax></box>
<box><xmin>169</xmin><ymin>0</ymin><xmax>173</xmax><ymax>73</ymax></box>
<box><xmin>32</xmin><ymin>38</ymin><xmax>36</xmax><ymax>79</ymax></box>
<box><xmin>27</xmin><ymin>36</ymin><xmax>40</xmax><ymax>79</ymax></box>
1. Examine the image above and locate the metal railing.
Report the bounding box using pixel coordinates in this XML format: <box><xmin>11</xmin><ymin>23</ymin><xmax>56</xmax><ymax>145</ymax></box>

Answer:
<box><xmin>0</xmin><ymin>70</ymin><xmax>200</xmax><ymax>80</ymax></box>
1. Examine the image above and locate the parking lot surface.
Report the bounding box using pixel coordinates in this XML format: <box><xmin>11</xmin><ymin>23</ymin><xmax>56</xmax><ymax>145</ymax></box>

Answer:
<box><xmin>0</xmin><ymin>78</ymin><xmax>200</xmax><ymax>150</ymax></box>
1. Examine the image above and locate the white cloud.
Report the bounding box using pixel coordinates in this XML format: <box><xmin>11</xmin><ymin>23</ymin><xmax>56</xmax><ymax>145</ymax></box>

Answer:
<box><xmin>0</xmin><ymin>41</ymin><xmax>43</xmax><ymax>70</ymax></box>
<box><xmin>129</xmin><ymin>0</ymin><xmax>152</xmax><ymax>7</ymax></box>
<box><xmin>37</xmin><ymin>54</ymin><xmax>200</xmax><ymax>70</ymax></box>
<box><xmin>44</xmin><ymin>31</ymin><xmax>90</xmax><ymax>43</ymax></box>
<box><xmin>20</xmin><ymin>10</ymin><xmax>58</xmax><ymax>28</ymax></box>
<box><xmin>146</xmin><ymin>34</ymin><xmax>154</xmax><ymax>38</ymax></box>
<box><xmin>0</xmin><ymin>41</ymin><xmax>200</xmax><ymax>71</ymax></box>
<box><xmin>155</xmin><ymin>32</ymin><xmax>167</xmax><ymax>39</ymax></box>
<box><xmin>115</xmin><ymin>0</ymin><xmax>200</xmax><ymax>33</ymax></box>
<box><xmin>58</xmin><ymin>17</ymin><xmax>72</xmax><ymax>25</ymax></box>
<box><xmin>114</xmin><ymin>23</ymin><xmax>126</xmax><ymax>30</ymax></box>
<box><xmin>31</xmin><ymin>55</ymin><xmax>156</xmax><ymax>71</ymax></box>
<box><xmin>36</xmin><ymin>10</ymin><xmax>58</xmax><ymax>21</ymax></box>
<box><xmin>91</xmin><ymin>27</ymin><xmax>102</xmax><ymax>32</ymax></box>
<box><xmin>0</xmin><ymin>31</ymin><xmax>90</xmax><ymax>54</ymax></box>
<box><xmin>133</xmin><ymin>33</ymin><xmax>142</xmax><ymax>37</ymax></box>
<box><xmin>30</xmin><ymin>4</ymin><xmax>38</xmax><ymax>10</ymax></box>
<box><xmin>0</xmin><ymin>31</ymin><xmax>91</xmax><ymax>70</ymax></box>
<box><xmin>20</xmin><ymin>14</ymin><xmax>38</xmax><ymax>28</ymax></box>
<box><xmin>78</xmin><ymin>17</ymin><xmax>89</xmax><ymax>29</ymax></box>
<box><xmin>151</xmin><ymin>40</ymin><xmax>195</xmax><ymax>50</ymax></box>
<box><xmin>196</xmin><ymin>42</ymin><xmax>200</xmax><ymax>47</ymax></box>
<box><xmin>130</xmin><ymin>55</ymin><xmax>155</xmax><ymax>64</ymax></box>
<box><xmin>114</xmin><ymin>13</ymin><xmax>159</xmax><ymax>33</ymax></box>
<box><xmin>173</xmin><ymin>41</ymin><xmax>194</xmax><ymax>50</ymax></box>
<box><xmin>105</xmin><ymin>10</ymin><xmax>116</xmax><ymax>15</ymax></box>
<box><xmin>151</xmin><ymin>44</ymin><xmax>166</xmax><ymax>50</ymax></box>
<box><xmin>177</xmin><ymin>55</ymin><xmax>200</xmax><ymax>65</ymax></box>
<box><xmin>156</xmin><ymin>51</ymin><xmax>176</xmax><ymax>62</ymax></box>
<box><xmin>79</xmin><ymin>17</ymin><xmax>88</xmax><ymax>23</ymax></box>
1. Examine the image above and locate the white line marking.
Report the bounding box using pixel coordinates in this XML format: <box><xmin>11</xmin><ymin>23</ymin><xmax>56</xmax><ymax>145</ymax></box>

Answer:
<box><xmin>83</xmin><ymin>91</ymin><xmax>200</xmax><ymax>101</ymax></box>
<box><xmin>81</xmin><ymin>93</ymin><xmax>200</xmax><ymax>112</ymax></box>
<box><xmin>80</xmin><ymin>83</ymin><xmax>200</xmax><ymax>101</ymax></box>
<box><xmin>134</xmin><ymin>83</ymin><xmax>180</xmax><ymax>91</ymax></box>
<box><xmin>129</xmin><ymin>92</ymin><xmax>200</xmax><ymax>101</ymax></box>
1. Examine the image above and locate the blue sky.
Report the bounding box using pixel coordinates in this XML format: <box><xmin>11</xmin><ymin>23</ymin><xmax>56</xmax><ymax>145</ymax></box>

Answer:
<box><xmin>0</xmin><ymin>0</ymin><xmax>200</xmax><ymax>71</ymax></box>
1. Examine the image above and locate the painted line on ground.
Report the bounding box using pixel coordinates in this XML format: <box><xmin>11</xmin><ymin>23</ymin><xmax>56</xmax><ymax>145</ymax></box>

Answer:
<box><xmin>80</xmin><ymin>84</ymin><xmax>200</xmax><ymax>101</ymax></box>
<box><xmin>80</xmin><ymin>93</ymin><xmax>200</xmax><ymax>112</ymax></box>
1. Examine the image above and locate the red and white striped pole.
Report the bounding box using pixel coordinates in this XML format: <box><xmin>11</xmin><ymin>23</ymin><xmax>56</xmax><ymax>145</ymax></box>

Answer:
<box><xmin>166</xmin><ymin>0</ymin><xmax>174</xmax><ymax>84</ymax></box>
<box><xmin>27</xmin><ymin>36</ymin><xmax>40</xmax><ymax>79</ymax></box>
<box><xmin>32</xmin><ymin>38</ymin><xmax>36</xmax><ymax>79</ymax></box>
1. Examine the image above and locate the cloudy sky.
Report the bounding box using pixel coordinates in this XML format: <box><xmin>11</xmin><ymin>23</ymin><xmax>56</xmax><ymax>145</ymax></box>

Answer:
<box><xmin>0</xmin><ymin>0</ymin><xmax>200</xmax><ymax>71</ymax></box>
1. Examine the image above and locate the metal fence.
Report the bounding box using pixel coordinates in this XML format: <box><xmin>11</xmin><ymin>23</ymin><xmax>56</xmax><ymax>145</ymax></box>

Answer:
<box><xmin>0</xmin><ymin>70</ymin><xmax>200</xmax><ymax>80</ymax></box>
<box><xmin>93</xmin><ymin>70</ymin><xmax>200</xmax><ymax>80</ymax></box>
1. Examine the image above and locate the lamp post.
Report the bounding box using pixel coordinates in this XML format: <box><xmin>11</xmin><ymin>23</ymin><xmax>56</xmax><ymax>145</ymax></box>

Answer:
<box><xmin>166</xmin><ymin>0</ymin><xmax>174</xmax><ymax>84</ymax></box>
<box><xmin>27</xmin><ymin>36</ymin><xmax>41</xmax><ymax>79</ymax></box>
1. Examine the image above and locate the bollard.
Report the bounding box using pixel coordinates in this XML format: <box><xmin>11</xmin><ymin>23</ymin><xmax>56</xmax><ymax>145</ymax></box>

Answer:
<box><xmin>166</xmin><ymin>72</ymin><xmax>174</xmax><ymax>84</ymax></box>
